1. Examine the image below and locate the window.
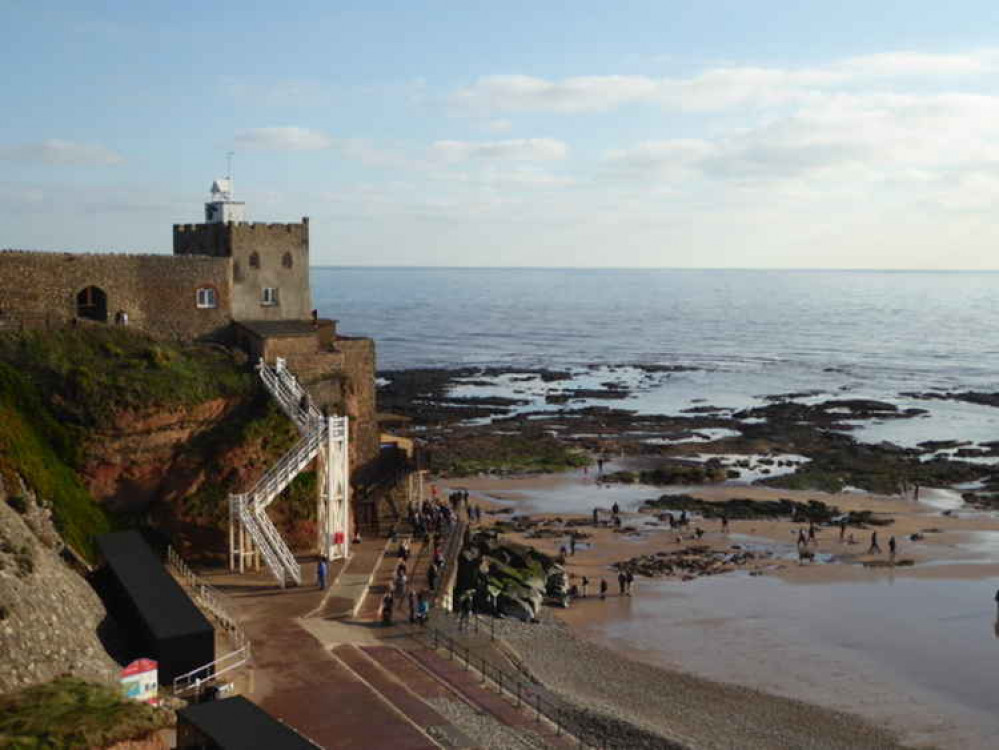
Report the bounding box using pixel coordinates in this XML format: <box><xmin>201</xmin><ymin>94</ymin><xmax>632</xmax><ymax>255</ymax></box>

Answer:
<box><xmin>196</xmin><ymin>287</ymin><xmax>218</xmax><ymax>309</ymax></box>
<box><xmin>249</xmin><ymin>252</ymin><xmax>260</xmax><ymax>269</ymax></box>
<box><xmin>282</xmin><ymin>252</ymin><xmax>293</xmax><ymax>269</ymax></box>
<box><xmin>262</xmin><ymin>287</ymin><xmax>279</xmax><ymax>306</ymax></box>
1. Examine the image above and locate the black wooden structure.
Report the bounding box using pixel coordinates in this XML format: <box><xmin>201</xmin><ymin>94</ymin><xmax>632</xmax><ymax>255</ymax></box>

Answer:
<box><xmin>177</xmin><ymin>696</ymin><xmax>321</xmax><ymax>750</ymax></box>
<box><xmin>94</xmin><ymin>530</ymin><xmax>214</xmax><ymax>684</ymax></box>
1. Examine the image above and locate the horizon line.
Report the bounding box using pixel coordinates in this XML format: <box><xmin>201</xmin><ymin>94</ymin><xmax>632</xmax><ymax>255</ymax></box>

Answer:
<box><xmin>311</xmin><ymin>265</ymin><xmax>999</xmax><ymax>273</ymax></box>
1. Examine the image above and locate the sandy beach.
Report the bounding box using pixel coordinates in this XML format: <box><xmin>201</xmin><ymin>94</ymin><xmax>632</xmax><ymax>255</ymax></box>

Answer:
<box><xmin>439</xmin><ymin>471</ymin><xmax>999</xmax><ymax>749</ymax></box>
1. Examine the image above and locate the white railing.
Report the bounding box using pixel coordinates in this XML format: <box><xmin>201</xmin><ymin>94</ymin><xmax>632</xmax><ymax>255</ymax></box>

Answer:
<box><xmin>166</xmin><ymin>546</ymin><xmax>247</xmax><ymax>647</ymax></box>
<box><xmin>249</xmin><ymin>424</ymin><xmax>326</xmax><ymax>512</ymax></box>
<box><xmin>233</xmin><ymin>495</ymin><xmax>293</xmax><ymax>586</ymax></box>
<box><xmin>252</xmin><ymin>505</ymin><xmax>301</xmax><ymax>585</ymax></box>
<box><xmin>258</xmin><ymin>358</ymin><xmax>321</xmax><ymax>432</ymax></box>
<box><xmin>173</xmin><ymin>643</ymin><xmax>252</xmax><ymax>698</ymax></box>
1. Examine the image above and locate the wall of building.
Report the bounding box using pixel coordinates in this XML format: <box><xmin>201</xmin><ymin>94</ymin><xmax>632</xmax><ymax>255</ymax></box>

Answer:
<box><xmin>336</xmin><ymin>337</ymin><xmax>379</xmax><ymax>476</ymax></box>
<box><xmin>0</xmin><ymin>251</ymin><xmax>232</xmax><ymax>339</ymax></box>
<box><xmin>173</xmin><ymin>220</ymin><xmax>311</xmax><ymax>323</ymax></box>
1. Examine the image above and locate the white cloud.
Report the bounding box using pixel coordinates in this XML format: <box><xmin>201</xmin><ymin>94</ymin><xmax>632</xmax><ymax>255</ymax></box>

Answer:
<box><xmin>234</xmin><ymin>126</ymin><xmax>334</xmax><ymax>151</ymax></box>
<box><xmin>220</xmin><ymin>77</ymin><xmax>329</xmax><ymax>106</ymax></box>
<box><xmin>432</xmin><ymin>138</ymin><xmax>568</xmax><ymax>162</ymax></box>
<box><xmin>452</xmin><ymin>50</ymin><xmax>999</xmax><ymax>115</ymax></box>
<box><xmin>484</xmin><ymin>119</ymin><xmax>513</xmax><ymax>133</ymax></box>
<box><xmin>454</xmin><ymin>74</ymin><xmax>659</xmax><ymax>113</ymax></box>
<box><xmin>604</xmin><ymin>92</ymin><xmax>999</xmax><ymax>187</ymax></box>
<box><xmin>0</xmin><ymin>139</ymin><xmax>124</xmax><ymax>166</ymax></box>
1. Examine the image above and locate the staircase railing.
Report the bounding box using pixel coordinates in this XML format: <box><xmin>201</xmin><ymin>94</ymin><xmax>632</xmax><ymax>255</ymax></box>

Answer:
<box><xmin>258</xmin><ymin>358</ymin><xmax>321</xmax><ymax>432</ymax></box>
<box><xmin>252</xmin><ymin>504</ymin><xmax>301</xmax><ymax>585</ymax></box>
<box><xmin>248</xmin><ymin>424</ymin><xmax>326</xmax><ymax>512</ymax></box>
<box><xmin>232</xmin><ymin>495</ymin><xmax>298</xmax><ymax>586</ymax></box>
<box><xmin>230</xmin><ymin>358</ymin><xmax>332</xmax><ymax>587</ymax></box>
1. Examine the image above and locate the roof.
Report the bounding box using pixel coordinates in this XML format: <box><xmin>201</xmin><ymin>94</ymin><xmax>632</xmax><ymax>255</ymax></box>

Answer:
<box><xmin>95</xmin><ymin>531</ymin><xmax>212</xmax><ymax>641</ymax></box>
<box><xmin>235</xmin><ymin>320</ymin><xmax>319</xmax><ymax>338</ymax></box>
<box><xmin>178</xmin><ymin>697</ymin><xmax>322</xmax><ymax>750</ymax></box>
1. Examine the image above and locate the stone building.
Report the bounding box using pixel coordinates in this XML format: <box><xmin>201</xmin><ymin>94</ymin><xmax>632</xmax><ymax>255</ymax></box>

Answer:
<box><xmin>0</xmin><ymin>180</ymin><xmax>379</xmax><ymax>477</ymax></box>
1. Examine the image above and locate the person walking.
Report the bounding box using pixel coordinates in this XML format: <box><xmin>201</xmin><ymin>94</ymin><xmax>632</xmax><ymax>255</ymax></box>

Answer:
<box><xmin>570</xmin><ymin>535</ymin><xmax>577</xmax><ymax>556</ymax></box>
<box><xmin>839</xmin><ymin>518</ymin><xmax>847</xmax><ymax>542</ymax></box>
<box><xmin>797</xmin><ymin>528</ymin><xmax>808</xmax><ymax>548</ymax></box>
<box><xmin>317</xmin><ymin>557</ymin><xmax>328</xmax><ymax>590</ymax></box>
<box><xmin>599</xmin><ymin>578</ymin><xmax>608</xmax><ymax>600</ymax></box>
<box><xmin>581</xmin><ymin>576</ymin><xmax>589</xmax><ymax>598</ymax></box>
<box><xmin>808</xmin><ymin>521</ymin><xmax>816</xmax><ymax>543</ymax></box>
<box><xmin>625</xmin><ymin>570</ymin><xmax>634</xmax><ymax>596</ymax></box>
<box><xmin>889</xmin><ymin>535</ymin><xmax>897</xmax><ymax>562</ymax></box>
<box><xmin>428</xmin><ymin>563</ymin><xmax>438</xmax><ymax>592</ymax></box>
<box><xmin>869</xmin><ymin>532</ymin><xmax>881</xmax><ymax>555</ymax></box>
<box><xmin>617</xmin><ymin>570</ymin><xmax>627</xmax><ymax>595</ymax></box>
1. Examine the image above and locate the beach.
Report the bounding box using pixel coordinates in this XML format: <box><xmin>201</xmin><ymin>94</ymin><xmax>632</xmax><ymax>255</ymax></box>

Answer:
<box><xmin>440</xmin><ymin>471</ymin><xmax>999</xmax><ymax>749</ymax></box>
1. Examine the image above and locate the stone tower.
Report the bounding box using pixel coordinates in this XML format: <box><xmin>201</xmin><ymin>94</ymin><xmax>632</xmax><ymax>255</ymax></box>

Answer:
<box><xmin>172</xmin><ymin>181</ymin><xmax>312</xmax><ymax>322</ymax></box>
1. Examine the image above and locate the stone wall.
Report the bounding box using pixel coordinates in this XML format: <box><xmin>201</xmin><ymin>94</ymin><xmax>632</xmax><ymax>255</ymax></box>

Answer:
<box><xmin>337</xmin><ymin>337</ymin><xmax>379</xmax><ymax>475</ymax></box>
<box><xmin>0</xmin><ymin>251</ymin><xmax>232</xmax><ymax>340</ymax></box>
<box><xmin>173</xmin><ymin>220</ymin><xmax>311</xmax><ymax>322</ymax></box>
<box><xmin>0</xmin><ymin>477</ymin><xmax>117</xmax><ymax>694</ymax></box>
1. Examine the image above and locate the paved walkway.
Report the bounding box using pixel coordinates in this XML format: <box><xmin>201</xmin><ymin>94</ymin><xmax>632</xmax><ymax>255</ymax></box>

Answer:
<box><xmin>197</xmin><ymin>520</ymin><xmax>575</xmax><ymax>748</ymax></box>
<box><xmin>316</xmin><ymin>538</ymin><xmax>388</xmax><ymax>620</ymax></box>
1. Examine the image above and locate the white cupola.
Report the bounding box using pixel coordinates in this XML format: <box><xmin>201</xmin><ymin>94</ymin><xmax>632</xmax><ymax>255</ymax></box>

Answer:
<box><xmin>205</xmin><ymin>178</ymin><xmax>246</xmax><ymax>224</ymax></box>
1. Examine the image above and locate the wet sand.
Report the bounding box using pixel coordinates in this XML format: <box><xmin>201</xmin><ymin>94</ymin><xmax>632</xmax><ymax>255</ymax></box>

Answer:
<box><xmin>440</xmin><ymin>472</ymin><xmax>999</xmax><ymax>749</ymax></box>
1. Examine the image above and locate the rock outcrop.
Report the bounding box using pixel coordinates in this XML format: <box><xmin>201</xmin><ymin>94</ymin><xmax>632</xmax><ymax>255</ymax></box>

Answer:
<box><xmin>455</xmin><ymin>530</ymin><xmax>566</xmax><ymax>621</ymax></box>
<box><xmin>0</xmin><ymin>476</ymin><xmax>117</xmax><ymax>695</ymax></box>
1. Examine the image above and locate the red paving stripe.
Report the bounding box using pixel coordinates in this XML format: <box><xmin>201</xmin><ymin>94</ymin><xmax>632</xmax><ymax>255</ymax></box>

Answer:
<box><xmin>361</xmin><ymin>646</ymin><xmax>455</xmax><ymax>702</ymax></box>
<box><xmin>332</xmin><ymin>645</ymin><xmax>456</xmax><ymax>731</ymax></box>
<box><xmin>255</xmin><ymin>624</ymin><xmax>439</xmax><ymax>749</ymax></box>
<box><xmin>405</xmin><ymin>648</ymin><xmax>576</xmax><ymax>748</ymax></box>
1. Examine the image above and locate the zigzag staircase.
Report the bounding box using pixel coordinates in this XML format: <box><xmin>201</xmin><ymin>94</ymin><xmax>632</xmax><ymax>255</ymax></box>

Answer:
<box><xmin>229</xmin><ymin>358</ymin><xmax>325</xmax><ymax>587</ymax></box>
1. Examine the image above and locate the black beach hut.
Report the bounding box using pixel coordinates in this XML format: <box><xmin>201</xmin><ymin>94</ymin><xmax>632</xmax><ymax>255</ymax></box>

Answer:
<box><xmin>177</xmin><ymin>696</ymin><xmax>322</xmax><ymax>750</ymax></box>
<box><xmin>94</xmin><ymin>530</ymin><xmax>214</xmax><ymax>685</ymax></box>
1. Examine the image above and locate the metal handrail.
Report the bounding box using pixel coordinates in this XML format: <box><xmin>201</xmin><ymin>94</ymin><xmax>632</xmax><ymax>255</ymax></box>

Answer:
<box><xmin>251</xmin><ymin>503</ymin><xmax>302</xmax><ymax>585</ymax></box>
<box><xmin>166</xmin><ymin>546</ymin><xmax>246</xmax><ymax>647</ymax></box>
<box><xmin>258</xmin><ymin>359</ymin><xmax>322</xmax><ymax>431</ymax></box>
<box><xmin>231</xmin><ymin>495</ymin><xmax>295</xmax><ymax>586</ymax></box>
<box><xmin>249</xmin><ymin>424</ymin><xmax>325</xmax><ymax>511</ymax></box>
<box><xmin>419</xmin><ymin>623</ymin><xmax>619</xmax><ymax>749</ymax></box>
<box><xmin>172</xmin><ymin>643</ymin><xmax>252</xmax><ymax>698</ymax></box>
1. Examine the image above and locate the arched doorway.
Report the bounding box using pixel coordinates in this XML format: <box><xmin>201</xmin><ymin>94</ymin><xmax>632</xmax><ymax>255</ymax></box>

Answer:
<box><xmin>76</xmin><ymin>286</ymin><xmax>108</xmax><ymax>323</ymax></box>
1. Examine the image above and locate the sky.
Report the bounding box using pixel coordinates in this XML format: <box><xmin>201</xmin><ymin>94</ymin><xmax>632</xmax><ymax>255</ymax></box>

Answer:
<box><xmin>4</xmin><ymin>1</ymin><xmax>999</xmax><ymax>268</ymax></box>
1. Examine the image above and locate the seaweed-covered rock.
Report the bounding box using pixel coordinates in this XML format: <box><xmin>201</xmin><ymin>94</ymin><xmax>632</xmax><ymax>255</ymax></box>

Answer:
<box><xmin>455</xmin><ymin>530</ymin><xmax>566</xmax><ymax>621</ymax></box>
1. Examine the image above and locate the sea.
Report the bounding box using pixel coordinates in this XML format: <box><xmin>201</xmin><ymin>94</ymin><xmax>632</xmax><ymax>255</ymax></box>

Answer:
<box><xmin>314</xmin><ymin>267</ymin><xmax>999</xmax><ymax>448</ymax></box>
<box><xmin>315</xmin><ymin>267</ymin><xmax>999</xmax><ymax>748</ymax></box>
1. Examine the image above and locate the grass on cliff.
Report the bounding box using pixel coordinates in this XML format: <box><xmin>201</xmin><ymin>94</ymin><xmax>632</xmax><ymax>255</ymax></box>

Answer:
<box><xmin>0</xmin><ymin>676</ymin><xmax>171</xmax><ymax>750</ymax></box>
<box><xmin>0</xmin><ymin>327</ymin><xmax>253</xmax><ymax>428</ymax></box>
<box><xmin>0</xmin><ymin>361</ymin><xmax>109</xmax><ymax>558</ymax></box>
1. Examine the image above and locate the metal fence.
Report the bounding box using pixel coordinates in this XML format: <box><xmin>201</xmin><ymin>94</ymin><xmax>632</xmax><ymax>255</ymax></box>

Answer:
<box><xmin>416</xmin><ymin>619</ymin><xmax>617</xmax><ymax>749</ymax></box>
<box><xmin>167</xmin><ymin>546</ymin><xmax>247</xmax><ymax>647</ymax></box>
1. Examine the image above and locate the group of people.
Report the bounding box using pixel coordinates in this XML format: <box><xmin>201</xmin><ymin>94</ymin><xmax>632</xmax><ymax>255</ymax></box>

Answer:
<box><xmin>407</xmin><ymin>497</ymin><xmax>457</xmax><ymax>540</ymax></box>
<box><xmin>381</xmin><ymin>538</ymin><xmax>437</xmax><ymax>626</ymax></box>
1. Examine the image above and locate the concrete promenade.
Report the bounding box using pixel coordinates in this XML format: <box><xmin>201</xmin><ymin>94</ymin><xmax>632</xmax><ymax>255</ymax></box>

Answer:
<box><xmin>201</xmin><ymin>532</ymin><xmax>575</xmax><ymax>749</ymax></box>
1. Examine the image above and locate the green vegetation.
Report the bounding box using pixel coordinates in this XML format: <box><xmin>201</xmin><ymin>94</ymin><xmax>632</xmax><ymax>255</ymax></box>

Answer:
<box><xmin>0</xmin><ymin>361</ymin><xmax>109</xmax><ymax>558</ymax></box>
<box><xmin>0</xmin><ymin>328</ymin><xmax>252</xmax><ymax>428</ymax></box>
<box><xmin>0</xmin><ymin>327</ymin><xmax>260</xmax><ymax>558</ymax></box>
<box><xmin>0</xmin><ymin>676</ymin><xmax>171</xmax><ymax>750</ymax></box>
<box><xmin>429</xmin><ymin>431</ymin><xmax>590</xmax><ymax>476</ymax></box>
<box><xmin>179</xmin><ymin>399</ymin><xmax>300</xmax><ymax>528</ymax></box>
